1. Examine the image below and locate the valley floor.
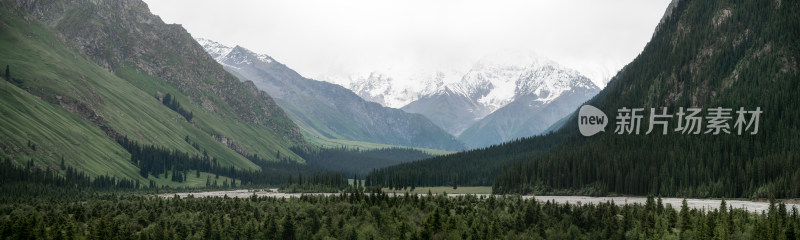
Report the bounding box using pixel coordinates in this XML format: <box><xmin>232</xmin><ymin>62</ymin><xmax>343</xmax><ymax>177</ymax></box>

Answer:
<box><xmin>2</xmin><ymin>187</ymin><xmax>798</xmax><ymax>239</ymax></box>
<box><xmin>161</xmin><ymin>188</ymin><xmax>799</xmax><ymax>213</ymax></box>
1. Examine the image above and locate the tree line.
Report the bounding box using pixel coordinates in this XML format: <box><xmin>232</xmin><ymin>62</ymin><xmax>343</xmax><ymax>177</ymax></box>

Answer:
<box><xmin>367</xmin><ymin>0</ymin><xmax>800</xmax><ymax>199</ymax></box>
<box><xmin>291</xmin><ymin>146</ymin><xmax>434</xmax><ymax>176</ymax></box>
<box><xmin>115</xmin><ymin>134</ymin><xmax>349</xmax><ymax>189</ymax></box>
<box><xmin>160</xmin><ymin>93</ymin><xmax>193</xmax><ymax>122</ymax></box>
<box><xmin>1</xmin><ymin>188</ymin><xmax>798</xmax><ymax>239</ymax></box>
<box><xmin>0</xmin><ymin>158</ymin><xmax>138</xmax><ymax>190</ymax></box>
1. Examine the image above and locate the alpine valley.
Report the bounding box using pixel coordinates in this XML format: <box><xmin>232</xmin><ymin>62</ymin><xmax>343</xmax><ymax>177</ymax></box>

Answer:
<box><xmin>368</xmin><ymin>0</ymin><xmax>800</xmax><ymax>200</ymax></box>
<box><xmin>196</xmin><ymin>39</ymin><xmax>466</xmax><ymax>151</ymax></box>
<box><xmin>2</xmin><ymin>0</ymin><xmax>800</xmax><ymax>239</ymax></box>
<box><xmin>324</xmin><ymin>51</ymin><xmax>601</xmax><ymax>148</ymax></box>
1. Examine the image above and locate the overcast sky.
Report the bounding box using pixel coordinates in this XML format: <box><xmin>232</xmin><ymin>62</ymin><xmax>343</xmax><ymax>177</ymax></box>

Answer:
<box><xmin>145</xmin><ymin>0</ymin><xmax>671</xmax><ymax>88</ymax></box>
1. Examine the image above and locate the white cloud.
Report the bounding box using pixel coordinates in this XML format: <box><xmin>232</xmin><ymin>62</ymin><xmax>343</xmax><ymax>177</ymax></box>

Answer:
<box><xmin>145</xmin><ymin>0</ymin><xmax>671</xmax><ymax>88</ymax></box>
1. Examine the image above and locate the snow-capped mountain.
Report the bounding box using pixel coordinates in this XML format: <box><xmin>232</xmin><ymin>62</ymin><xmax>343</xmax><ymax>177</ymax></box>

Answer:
<box><xmin>197</xmin><ymin>38</ymin><xmax>467</xmax><ymax>151</ymax></box>
<box><xmin>457</xmin><ymin>58</ymin><xmax>600</xmax><ymax>148</ymax></box>
<box><xmin>324</xmin><ymin>50</ymin><xmax>600</xmax><ymax>148</ymax></box>
<box><xmin>319</xmin><ymin>69</ymin><xmax>463</xmax><ymax>109</ymax></box>
<box><xmin>207</xmin><ymin>40</ymin><xmax>600</xmax><ymax>149</ymax></box>
<box><xmin>402</xmin><ymin>51</ymin><xmax>600</xmax><ymax>147</ymax></box>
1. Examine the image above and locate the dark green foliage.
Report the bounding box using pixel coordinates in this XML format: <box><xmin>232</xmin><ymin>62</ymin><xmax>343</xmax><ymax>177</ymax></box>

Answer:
<box><xmin>366</xmin><ymin>135</ymin><xmax>563</xmax><ymax>188</ymax></box>
<box><xmin>292</xmin><ymin>146</ymin><xmax>434</xmax><ymax>175</ymax></box>
<box><xmin>0</xmin><ymin>159</ymin><xmax>138</xmax><ymax>190</ymax></box>
<box><xmin>0</xmin><ymin>189</ymin><xmax>797</xmax><ymax>239</ymax></box>
<box><xmin>116</xmin><ymin>135</ymin><xmax>348</xmax><ymax>187</ymax></box>
<box><xmin>279</xmin><ymin>172</ymin><xmax>349</xmax><ymax>193</ymax></box>
<box><xmin>160</xmin><ymin>93</ymin><xmax>193</xmax><ymax>122</ymax></box>
<box><xmin>1</xmin><ymin>64</ymin><xmax>21</xmax><ymax>86</ymax></box>
<box><xmin>489</xmin><ymin>0</ymin><xmax>800</xmax><ymax>198</ymax></box>
<box><xmin>369</xmin><ymin>0</ymin><xmax>800</xmax><ymax>199</ymax></box>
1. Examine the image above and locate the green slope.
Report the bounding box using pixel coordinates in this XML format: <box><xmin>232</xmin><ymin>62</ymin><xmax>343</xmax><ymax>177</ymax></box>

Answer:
<box><xmin>0</xmin><ymin>79</ymin><xmax>139</xmax><ymax>179</ymax></box>
<box><xmin>1</xmin><ymin>4</ymin><xmax>251</xmax><ymax>169</ymax></box>
<box><xmin>368</xmin><ymin>0</ymin><xmax>800</xmax><ymax>198</ymax></box>
<box><xmin>0</xmin><ymin>0</ymin><xmax>307</xmax><ymax>184</ymax></box>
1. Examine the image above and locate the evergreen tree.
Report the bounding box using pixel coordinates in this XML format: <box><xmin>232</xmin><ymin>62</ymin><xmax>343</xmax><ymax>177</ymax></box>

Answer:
<box><xmin>679</xmin><ymin>198</ymin><xmax>691</xmax><ymax>239</ymax></box>
<box><xmin>281</xmin><ymin>215</ymin><xmax>295</xmax><ymax>240</ymax></box>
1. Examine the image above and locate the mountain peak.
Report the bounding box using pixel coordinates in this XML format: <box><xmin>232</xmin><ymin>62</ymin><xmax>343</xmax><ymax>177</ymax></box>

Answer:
<box><xmin>448</xmin><ymin>51</ymin><xmax>593</xmax><ymax>113</ymax></box>
<box><xmin>196</xmin><ymin>39</ymin><xmax>277</xmax><ymax>70</ymax></box>
<box><xmin>198</xmin><ymin>38</ymin><xmax>468</xmax><ymax>151</ymax></box>
<box><xmin>196</xmin><ymin>38</ymin><xmax>234</xmax><ymax>60</ymax></box>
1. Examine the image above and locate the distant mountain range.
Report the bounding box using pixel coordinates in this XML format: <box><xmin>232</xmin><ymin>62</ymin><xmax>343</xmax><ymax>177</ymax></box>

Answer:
<box><xmin>323</xmin><ymin>51</ymin><xmax>600</xmax><ymax>148</ymax></box>
<box><xmin>368</xmin><ymin>0</ymin><xmax>800</xmax><ymax>199</ymax></box>
<box><xmin>197</xmin><ymin>39</ymin><xmax>467</xmax><ymax>151</ymax></box>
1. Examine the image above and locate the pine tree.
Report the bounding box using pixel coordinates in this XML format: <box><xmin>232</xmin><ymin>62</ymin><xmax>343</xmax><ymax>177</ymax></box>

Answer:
<box><xmin>680</xmin><ymin>198</ymin><xmax>691</xmax><ymax>238</ymax></box>
<box><xmin>4</xmin><ymin>65</ymin><xmax>9</xmax><ymax>80</ymax></box>
<box><xmin>281</xmin><ymin>215</ymin><xmax>295</xmax><ymax>240</ymax></box>
<box><xmin>162</xmin><ymin>93</ymin><xmax>171</xmax><ymax>106</ymax></box>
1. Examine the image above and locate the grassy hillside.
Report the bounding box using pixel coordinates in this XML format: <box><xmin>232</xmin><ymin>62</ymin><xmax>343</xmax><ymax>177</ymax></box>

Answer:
<box><xmin>0</xmin><ymin>78</ymin><xmax>240</xmax><ymax>188</ymax></box>
<box><xmin>17</xmin><ymin>0</ymin><xmax>306</xmax><ymax>159</ymax></box>
<box><xmin>300</xmin><ymin>127</ymin><xmax>454</xmax><ymax>156</ymax></box>
<box><xmin>0</xmin><ymin>0</ymin><xmax>309</xmax><ymax>186</ymax></box>
<box><xmin>1</xmin><ymin>4</ymin><xmax>252</xmax><ymax>169</ymax></box>
<box><xmin>0</xmin><ymin>78</ymin><xmax>139</xmax><ymax>179</ymax></box>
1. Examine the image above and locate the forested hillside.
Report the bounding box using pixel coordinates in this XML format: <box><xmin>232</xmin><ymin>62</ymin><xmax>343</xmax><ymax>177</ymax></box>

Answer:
<box><xmin>368</xmin><ymin>0</ymin><xmax>800</xmax><ymax>199</ymax></box>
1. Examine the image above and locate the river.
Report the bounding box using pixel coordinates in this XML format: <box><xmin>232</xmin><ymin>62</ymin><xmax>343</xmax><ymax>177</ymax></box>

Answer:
<box><xmin>159</xmin><ymin>189</ymin><xmax>798</xmax><ymax>213</ymax></box>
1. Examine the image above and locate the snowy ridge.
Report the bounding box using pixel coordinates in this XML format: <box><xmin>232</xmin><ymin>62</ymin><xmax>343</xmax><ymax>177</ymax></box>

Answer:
<box><xmin>198</xmin><ymin>37</ymin><xmax>598</xmax><ymax>148</ymax></box>
<box><xmin>198</xmin><ymin>38</ymin><xmax>275</xmax><ymax>70</ymax></box>
<box><xmin>322</xmin><ymin>50</ymin><xmax>597</xmax><ymax>115</ymax></box>
<box><xmin>196</xmin><ymin>38</ymin><xmax>233</xmax><ymax>60</ymax></box>
<box><xmin>195</xmin><ymin>37</ymin><xmax>468</xmax><ymax>150</ymax></box>
<box><xmin>451</xmin><ymin>50</ymin><xmax>551</xmax><ymax>114</ymax></box>
<box><xmin>515</xmin><ymin>63</ymin><xmax>596</xmax><ymax>104</ymax></box>
<box><xmin>320</xmin><ymin>69</ymin><xmax>462</xmax><ymax>108</ymax></box>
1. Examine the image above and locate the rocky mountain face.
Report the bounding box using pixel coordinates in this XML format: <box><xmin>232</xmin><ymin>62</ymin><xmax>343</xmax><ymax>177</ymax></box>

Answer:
<box><xmin>16</xmin><ymin>0</ymin><xmax>303</xmax><ymax>142</ymax></box>
<box><xmin>456</xmin><ymin>57</ymin><xmax>600</xmax><ymax>148</ymax></box>
<box><xmin>198</xmin><ymin>39</ymin><xmax>467</xmax><ymax>151</ymax></box>
<box><xmin>400</xmin><ymin>52</ymin><xmax>600</xmax><ymax>148</ymax></box>
<box><xmin>322</xmin><ymin>51</ymin><xmax>600</xmax><ymax>148</ymax></box>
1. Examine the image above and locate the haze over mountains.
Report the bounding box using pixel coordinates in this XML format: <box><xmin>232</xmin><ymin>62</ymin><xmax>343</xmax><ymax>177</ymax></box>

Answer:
<box><xmin>369</xmin><ymin>0</ymin><xmax>800</xmax><ymax>199</ymax></box>
<box><xmin>198</xmin><ymin>38</ymin><xmax>600</xmax><ymax>149</ymax></box>
<box><xmin>197</xmin><ymin>38</ymin><xmax>467</xmax><ymax>151</ymax></box>
<box><xmin>323</xmin><ymin>51</ymin><xmax>600</xmax><ymax>148</ymax></box>
<box><xmin>6</xmin><ymin>0</ymin><xmax>794</xmax><ymax>200</ymax></box>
